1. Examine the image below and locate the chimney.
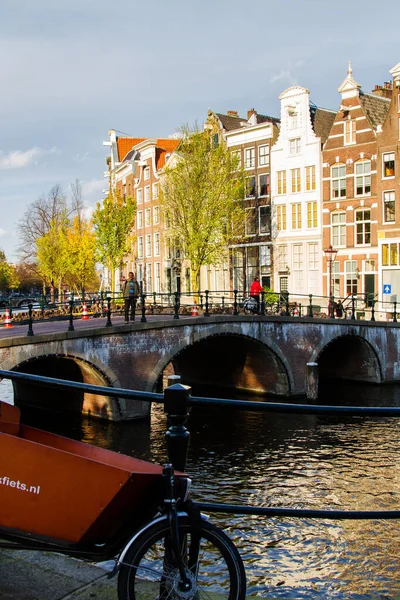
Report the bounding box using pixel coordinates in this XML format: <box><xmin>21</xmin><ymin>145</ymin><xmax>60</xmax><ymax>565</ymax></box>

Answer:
<box><xmin>371</xmin><ymin>83</ymin><xmax>393</xmax><ymax>99</ymax></box>
<box><xmin>247</xmin><ymin>108</ymin><xmax>257</xmax><ymax>119</ymax></box>
<box><xmin>227</xmin><ymin>110</ymin><xmax>238</xmax><ymax>117</ymax></box>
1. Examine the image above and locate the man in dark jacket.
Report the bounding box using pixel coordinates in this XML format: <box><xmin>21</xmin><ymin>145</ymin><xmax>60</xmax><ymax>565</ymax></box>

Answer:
<box><xmin>123</xmin><ymin>272</ymin><xmax>140</xmax><ymax>322</ymax></box>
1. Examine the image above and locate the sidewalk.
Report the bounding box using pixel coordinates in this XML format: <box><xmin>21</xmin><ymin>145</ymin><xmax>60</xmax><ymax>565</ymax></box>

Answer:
<box><xmin>0</xmin><ymin>548</ymin><xmax>118</xmax><ymax>599</ymax></box>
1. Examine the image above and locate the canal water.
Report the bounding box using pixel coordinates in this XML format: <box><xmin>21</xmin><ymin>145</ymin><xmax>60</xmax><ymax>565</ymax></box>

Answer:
<box><xmin>1</xmin><ymin>378</ymin><xmax>400</xmax><ymax>599</ymax></box>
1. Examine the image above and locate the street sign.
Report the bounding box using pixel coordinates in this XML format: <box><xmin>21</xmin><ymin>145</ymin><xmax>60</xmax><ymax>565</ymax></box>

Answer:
<box><xmin>383</xmin><ymin>284</ymin><xmax>392</xmax><ymax>294</ymax></box>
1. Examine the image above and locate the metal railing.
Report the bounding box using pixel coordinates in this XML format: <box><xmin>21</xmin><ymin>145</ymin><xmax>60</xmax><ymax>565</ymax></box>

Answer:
<box><xmin>0</xmin><ymin>289</ymin><xmax>398</xmax><ymax>335</ymax></box>
<box><xmin>1</xmin><ymin>368</ymin><xmax>400</xmax><ymax>522</ymax></box>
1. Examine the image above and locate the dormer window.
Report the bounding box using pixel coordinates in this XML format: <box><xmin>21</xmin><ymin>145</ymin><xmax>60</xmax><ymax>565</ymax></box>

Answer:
<box><xmin>288</xmin><ymin>109</ymin><xmax>298</xmax><ymax>130</ymax></box>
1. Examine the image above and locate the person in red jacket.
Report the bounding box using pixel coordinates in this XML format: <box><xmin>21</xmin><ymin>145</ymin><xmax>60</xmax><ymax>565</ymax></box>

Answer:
<box><xmin>249</xmin><ymin>276</ymin><xmax>263</xmax><ymax>312</ymax></box>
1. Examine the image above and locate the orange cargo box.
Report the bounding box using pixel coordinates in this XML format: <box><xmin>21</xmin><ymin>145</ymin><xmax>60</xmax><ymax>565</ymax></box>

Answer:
<box><xmin>0</xmin><ymin>400</ymin><xmax>164</xmax><ymax>544</ymax></box>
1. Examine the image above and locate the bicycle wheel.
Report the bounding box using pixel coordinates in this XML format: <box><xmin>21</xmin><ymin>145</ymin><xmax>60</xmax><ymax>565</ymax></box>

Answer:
<box><xmin>117</xmin><ymin>516</ymin><xmax>246</xmax><ymax>600</ymax></box>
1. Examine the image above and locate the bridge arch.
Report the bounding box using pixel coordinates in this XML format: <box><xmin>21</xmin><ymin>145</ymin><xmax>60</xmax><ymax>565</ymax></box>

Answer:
<box><xmin>313</xmin><ymin>333</ymin><xmax>382</xmax><ymax>384</ymax></box>
<box><xmin>6</xmin><ymin>352</ymin><xmax>123</xmax><ymax>421</ymax></box>
<box><xmin>150</xmin><ymin>329</ymin><xmax>293</xmax><ymax>397</ymax></box>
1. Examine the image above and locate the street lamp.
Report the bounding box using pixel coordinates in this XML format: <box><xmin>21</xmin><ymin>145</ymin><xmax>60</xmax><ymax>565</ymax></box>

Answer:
<box><xmin>323</xmin><ymin>244</ymin><xmax>338</xmax><ymax>317</ymax></box>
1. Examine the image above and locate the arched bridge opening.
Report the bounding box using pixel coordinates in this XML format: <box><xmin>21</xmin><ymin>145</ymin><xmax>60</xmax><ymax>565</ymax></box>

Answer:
<box><xmin>161</xmin><ymin>334</ymin><xmax>290</xmax><ymax>397</ymax></box>
<box><xmin>12</xmin><ymin>355</ymin><xmax>120</xmax><ymax>421</ymax></box>
<box><xmin>317</xmin><ymin>335</ymin><xmax>382</xmax><ymax>401</ymax></box>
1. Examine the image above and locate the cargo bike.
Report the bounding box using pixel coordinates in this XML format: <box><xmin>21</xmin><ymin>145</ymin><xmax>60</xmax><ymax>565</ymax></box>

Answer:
<box><xmin>0</xmin><ymin>400</ymin><xmax>246</xmax><ymax>599</ymax></box>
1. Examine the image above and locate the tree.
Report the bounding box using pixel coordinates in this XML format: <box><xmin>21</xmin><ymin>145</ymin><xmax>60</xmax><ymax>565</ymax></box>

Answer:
<box><xmin>161</xmin><ymin>127</ymin><xmax>244</xmax><ymax>292</ymax></box>
<box><xmin>0</xmin><ymin>250</ymin><xmax>18</xmax><ymax>292</ymax></box>
<box><xmin>36</xmin><ymin>219</ymin><xmax>70</xmax><ymax>297</ymax></box>
<box><xmin>66</xmin><ymin>215</ymin><xmax>98</xmax><ymax>293</ymax></box>
<box><xmin>92</xmin><ymin>191</ymin><xmax>136</xmax><ymax>293</ymax></box>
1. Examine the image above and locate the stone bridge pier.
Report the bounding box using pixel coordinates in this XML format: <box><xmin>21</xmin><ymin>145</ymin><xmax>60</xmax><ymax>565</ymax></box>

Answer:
<box><xmin>0</xmin><ymin>315</ymin><xmax>398</xmax><ymax>421</ymax></box>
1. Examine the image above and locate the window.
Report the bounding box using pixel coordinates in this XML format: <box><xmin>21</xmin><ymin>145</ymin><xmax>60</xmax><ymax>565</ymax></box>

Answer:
<box><xmin>259</xmin><ymin>145</ymin><xmax>269</xmax><ymax>166</ymax></box>
<box><xmin>155</xmin><ymin>263</ymin><xmax>161</xmax><ymax>293</ymax></box>
<box><xmin>259</xmin><ymin>174</ymin><xmax>270</xmax><ymax>196</ymax></box>
<box><xmin>137</xmin><ymin>211</ymin><xmax>143</xmax><ymax>229</ymax></box>
<box><xmin>146</xmin><ymin>234</ymin><xmax>152</xmax><ymax>257</ymax></box>
<box><xmin>331</xmin><ymin>165</ymin><xmax>346</xmax><ymax>198</ymax></box>
<box><xmin>344</xmin><ymin>120</ymin><xmax>356</xmax><ymax>144</ymax></box>
<box><xmin>144</xmin><ymin>166</ymin><xmax>150</xmax><ymax>180</ymax></box>
<box><xmin>145</xmin><ymin>208</ymin><xmax>151</xmax><ymax>227</ymax></box>
<box><xmin>289</xmin><ymin>138</ymin><xmax>301</xmax><ymax>155</ymax></box>
<box><xmin>153</xmin><ymin>205</ymin><xmax>160</xmax><ymax>225</ymax></box>
<box><xmin>332</xmin><ymin>262</ymin><xmax>340</xmax><ymax>298</ymax></box>
<box><xmin>293</xmin><ymin>244</ymin><xmax>304</xmax><ymax>292</ymax></box>
<box><xmin>277</xmin><ymin>205</ymin><xmax>287</xmax><ymax>230</ymax></box>
<box><xmin>260</xmin><ymin>245</ymin><xmax>271</xmax><ymax>268</ymax></box>
<box><xmin>346</xmin><ymin>260</ymin><xmax>358</xmax><ymax>295</ymax></box>
<box><xmin>146</xmin><ymin>263</ymin><xmax>152</xmax><ymax>293</ymax></box>
<box><xmin>244</xmin><ymin>147</ymin><xmax>255</xmax><ymax>168</ymax></box>
<box><xmin>308</xmin><ymin>243</ymin><xmax>319</xmax><ymax>295</ymax></box>
<box><xmin>259</xmin><ymin>205</ymin><xmax>271</xmax><ymax>235</ymax></box>
<box><xmin>305</xmin><ymin>165</ymin><xmax>316</xmax><ymax>191</ymax></box>
<box><xmin>355</xmin><ymin>161</ymin><xmax>371</xmax><ymax>196</ymax></box>
<box><xmin>291</xmin><ymin>203</ymin><xmax>302</xmax><ymax>229</ymax></box>
<box><xmin>307</xmin><ymin>201</ymin><xmax>317</xmax><ymax>228</ymax></box>
<box><xmin>138</xmin><ymin>236</ymin><xmax>144</xmax><ymax>259</ymax></box>
<box><xmin>245</xmin><ymin>208</ymin><xmax>257</xmax><ymax>235</ymax></box>
<box><xmin>277</xmin><ymin>245</ymin><xmax>288</xmax><ymax>270</ymax></box>
<box><xmin>331</xmin><ymin>212</ymin><xmax>346</xmax><ymax>247</ymax></box>
<box><xmin>166</xmin><ymin>240</ymin><xmax>172</xmax><ymax>260</ymax></box>
<box><xmin>383</xmin><ymin>152</ymin><xmax>395</xmax><ymax>177</ymax></box>
<box><xmin>355</xmin><ymin>209</ymin><xmax>371</xmax><ymax>245</ymax></box>
<box><xmin>288</xmin><ymin>110</ymin><xmax>298</xmax><ymax>130</ymax></box>
<box><xmin>152</xmin><ymin>183</ymin><xmax>159</xmax><ymax>199</ymax></box>
<box><xmin>245</xmin><ymin>176</ymin><xmax>256</xmax><ymax>198</ymax></box>
<box><xmin>213</xmin><ymin>132</ymin><xmax>219</xmax><ymax>148</ymax></box>
<box><xmin>231</xmin><ymin>149</ymin><xmax>241</xmax><ymax>169</ymax></box>
<box><xmin>308</xmin><ymin>243</ymin><xmax>319</xmax><ymax>270</ymax></box>
<box><xmin>277</xmin><ymin>170</ymin><xmax>286</xmax><ymax>195</ymax></box>
<box><xmin>232</xmin><ymin>248</ymin><xmax>244</xmax><ymax>290</ymax></box>
<box><xmin>144</xmin><ymin>185</ymin><xmax>151</xmax><ymax>202</ymax></box>
<box><xmin>154</xmin><ymin>232</ymin><xmax>160</xmax><ymax>256</ymax></box>
<box><xmin>137</xmin><ymin>188</ymin><xmax>143</xmax><ymax>204</ymax></box>
<box><xmin>383</xmin><ymin>191</ymin><xmax>395</xmax><ymax>222</ymax></box>
<box><xmin>382</xmin><ymin>243</ymin><xmax>399</xmax><ymax>266</ymax></box>
<box><xmin>291</xmin><ymin>168</ymin><xmax>301</xmax><ymax>193</ymax></box>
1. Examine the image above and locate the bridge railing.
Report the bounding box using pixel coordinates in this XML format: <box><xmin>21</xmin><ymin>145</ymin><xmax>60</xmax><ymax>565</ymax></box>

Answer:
<box><xmin>0</xmin><ymin>289</ymin><xmax>398</xmax><ymax>333</ymax></box>
<box><xmin>1</xmin><ymin>367</ymin><xmax>400</xmax><ymax>524</ymax></box>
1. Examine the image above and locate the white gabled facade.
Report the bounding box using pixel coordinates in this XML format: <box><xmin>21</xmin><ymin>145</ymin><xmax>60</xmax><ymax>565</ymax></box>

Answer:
<box><xmin>271</xmin><ymin>86</ymin><xmax>331</xmax><ymax>302</ymax></box>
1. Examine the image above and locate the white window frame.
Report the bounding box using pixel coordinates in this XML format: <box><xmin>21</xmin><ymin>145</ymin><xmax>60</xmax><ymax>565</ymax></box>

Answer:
<box><xmin>291</xmin><ymin>168</ymin><xmax>301</xmax><ymax>193</ymax></box>
<box><xmin>145</xmin><ymin>208</ymin><xmax>151</xmax><ymax>227</ymax></box>
<box><xmin>289</xmin><ymin>138</ymin><xmax>301</xmax><ymax>155</ymax></box>
<box><xmin>231</xmin><ymin>149</ymin><xmax>241</xmax><ymax>169</ymax></box>
<box><xmin>305</xmin><ymin>165</ymin><xmax>316</xmax><ymax>191</ymax></box>
<box><xmin>331</xmin><ymin>165</ymin><xmax>346</xmax><ymax>199</ymax></box>
<box><xmin>276</xmin><ymin>204</ymin><xmax>287</xmax><ymax>230</ymax></box>
<box><xmin>355</xmin><ymin>160</ymin><xmax>371</xmax><ymax>196</ymax></box>
<box><xmin>259</xmin><ymin>205</ymin><xmax>270</xmax><ymax>235</ymax></box>
<box><xmin>344</xmin><ymin>120</ymin><xmax>356</xmax><ymax>145</ymax></box>
<box><xmin>154</xmin><ymin>232</ymin><xmax>160</xmax><ymax>257</ymax></box>
<box><xmin>244</xmin><ymin>147</ymin><xmax>255</xmax><ymax>169</ymax></box>
<box><xmin>277</xmin><ymin>170</ymin><xmax>286</xmax><ymax>195</ymax></box>
<box><xmin>245</xmin><ymin>176</ymin><xmax>256</xmax><ymax>198</ymax></box>
<box><xmin>259</xmin><ymin>173</ymin><xmax>269</xmax><ymax>197</ymax></box>
<box><xmin>355</xmin><ymin>209</ymin><xmax>371</xmax><ymax>246</ymax></box>
<box><xmin>144</xmin><ymin>185</ymin><xmax>151</xmax><ymax>202</ymax></box>
<box><xmin>153</xmin><ymin>205</ymin><xmax>160</xmax><ymax>225</ymax></box>
<box><xmin>146</xmin><ymin>263</ymin><xmax>152</xmax><ymax>292</ymax></box>
<box><xmin>383</xmin><ymin>190</ymin><xmax>395</xmax><ymax>223</ymax></box>
<box><xmin>137</xmin><ymin>188</ymin><xmax>143</xmax><ymax>204</ymax></box>
<box><xmin>331</xmin><ymin>212</ymin><xmax>346</xmax><ymax>248</ymax></box>
<box><xmin>144</xmin><ymin>166</ymin><xmax>150</xmax><ymax>180</ymax></box>
<box><xmin>152</xmin><ymin>183</ymin><xmax>159</xmax><ymax>199</ymax></box>
<box><xmin>291</xmin><ymin>203</ymin><xmax>302</xmax><ymax>230</ymax></box>
<box><xmin>138</xmin><ymin>236</ymin><xmax>144</xmax><ymax>259</ymax></box>
<box><xmin>137</xmin><ymin>210</ymin><xmax>143</xmax><ymax>229</ymax></box>
<box><xmin>383</xmin><ymin>152</ymin><xmax>395</xmax><ymax>178</ymax></box>
<box><xmin>245</xmin><ymin>207</ymin><xmax>257</xmax><ymax>236</ymax></box>
<box><xmin>258</xmin><ymin>145</ymin><xmax>269</xmax><ymax>166</ymax></box>
<box><xmin>146</xmin><ymin>234</ymin><xmax>152</xmax><ymax>257</ymax></box>
<box><xmin>307</xmin><ymin>201</ymin><xmax>317</xmax><ymax>228</ymax></box>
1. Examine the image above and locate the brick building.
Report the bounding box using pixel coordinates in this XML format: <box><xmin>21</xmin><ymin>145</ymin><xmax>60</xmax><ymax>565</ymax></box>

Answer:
<box><xmin>322</xmin><ymin>64</ymin><xmax>391</xmax><ymax>305</ymax></box>
<box><xmin>375</xmin><ymin>62</ymin><xmax>400</xmax><ymax>304</ymax></box>
<box><xmin>205</xmin><ymin>109</ymin><xmax>280</xmax><ymax>293</ymax></box>
<box><xmin>103</xmin><ymin>129</ymin><xmax>180</xmax><ymax>294</ymax></box>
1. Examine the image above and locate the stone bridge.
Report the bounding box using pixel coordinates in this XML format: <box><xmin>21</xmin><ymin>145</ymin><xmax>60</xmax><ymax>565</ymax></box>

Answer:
<box><xmin>0</xmin><ymin>315</ymin><xmax>399</xmax><ymax>421</ymax></box>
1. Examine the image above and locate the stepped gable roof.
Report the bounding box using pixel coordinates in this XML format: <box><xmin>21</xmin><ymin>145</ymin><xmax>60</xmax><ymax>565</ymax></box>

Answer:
<box><xmin>359</xmin><ymin>92</ymin><xmax>391</xmax><ymax>130</ymax></box>
<box><xmin>215</xmin><ymin>112</ymin><xmax>247</xmax><ymax>131</ymax></box>
<box><xmin>310</xmin><ymin>106</ymin><xmax>336</xmax><ymax>144</ymax></box>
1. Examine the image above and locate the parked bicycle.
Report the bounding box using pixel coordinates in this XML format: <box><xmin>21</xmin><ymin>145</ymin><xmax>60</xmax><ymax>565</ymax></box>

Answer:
<box><xmin>0</xmin><ymin>400</ymin><xmax>246</xmax><ymax>599</ymax></box>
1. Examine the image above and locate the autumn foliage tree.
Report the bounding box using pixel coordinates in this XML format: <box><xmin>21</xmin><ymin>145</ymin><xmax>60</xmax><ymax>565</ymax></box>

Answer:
<box><xmin>161</xmin><ymin>127</ymin><xmax>244</xmax><ymax>292</ymax></box>
<box><xmin>92</xmin><ymin>191</ymin><xmax>136</xmax><ymax>293</ymax></box>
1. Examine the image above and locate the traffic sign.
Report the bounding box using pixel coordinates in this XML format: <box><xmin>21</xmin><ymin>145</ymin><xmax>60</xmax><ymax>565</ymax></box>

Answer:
<box><xmin>383</xmin><ymin>284</ymin><xmax>392</xmax><ymax>294</ymax></box>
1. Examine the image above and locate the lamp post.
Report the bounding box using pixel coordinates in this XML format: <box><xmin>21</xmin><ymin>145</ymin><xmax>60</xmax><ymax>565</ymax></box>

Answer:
<box><xmin>323</xmin><ymin>244</ymin><xmax>338</xmax><ymax>317</ymax></box>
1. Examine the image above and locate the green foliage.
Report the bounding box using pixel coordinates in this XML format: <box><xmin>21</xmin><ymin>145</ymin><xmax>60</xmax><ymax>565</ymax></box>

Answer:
<box><xmin>92</xmin><ymin>191</ymin><xmax>136</xmax><ymax>292</ymax></box>
<box><xmin>0</xmin><ymin>250</ymin><xmax>17</xmax><ymax>291</ymax></box>
<box><xmin>36</xmin><ymin>219</ymin><xmax>70</xmax><ymax>291</ymax></box>
<box><xmin>65</xmin><ymin>215</ymin><xmax>98</xmax><ymax>292</ymax></box>
<box><xmin>263</xmin><ymin>287</ymin><xmax>279</xmax><ymax>305</ymax></box>
<box><xmin>161</xmin><ymin>127</ymin><xmax>244</xmax><ymax>291</ymax></box>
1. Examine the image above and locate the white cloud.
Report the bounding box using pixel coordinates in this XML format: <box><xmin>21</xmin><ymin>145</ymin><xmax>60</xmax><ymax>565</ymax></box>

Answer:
<box><xmin>0</xmin><ymin>228</ymin><xmax>7</xmax><ymax>237</ymax></box>
<box><xmin>0</xmin><ymin>147</ymin><xmax>56</xmax><ymax>170</ymax></box>
<box><xmin>82</xmin><ymin>178</ymin><xmax>105</xmax><ymax>198</ymax></box>
<box><xmin>270</xmin><ymin>70</ymin><xmax>297</xmax><ymax>86</ymax></box>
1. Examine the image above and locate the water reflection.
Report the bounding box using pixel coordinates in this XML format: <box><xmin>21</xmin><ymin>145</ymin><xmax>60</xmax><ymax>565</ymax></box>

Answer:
<box><xmin>2</xmin><ymin>377</ymin><xmax>400</xmax><ymax>598</ymax></box>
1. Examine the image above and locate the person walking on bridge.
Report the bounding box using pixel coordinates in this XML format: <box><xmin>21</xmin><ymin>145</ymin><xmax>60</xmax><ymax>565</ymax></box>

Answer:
<box><xmin>123</xmin><ymin>272</ymin><xmax>140</xmax><ymax>323</ymax></box>
<box><xmin>249</xmin><ymin>276</ymin><xmax>263</xmax><ymax>313</ymax></box>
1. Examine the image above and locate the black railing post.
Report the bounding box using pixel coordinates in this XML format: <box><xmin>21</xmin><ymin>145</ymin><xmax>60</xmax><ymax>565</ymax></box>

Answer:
<box><xmin>285</xmin><ymin>292</ymin><xmax>290</xmax><ymax>316</ymax></box>
<box><xmin>68</xmin><ymin>299</ymin><xmax>74</xmax><ymax>332</ymax></box>
<box><xmin>164</xmin><ymin>382</ymin><xmax>191</xmax><ymax>472</ymax></box>
<box><xmin>308</xmin><ymin>294</ymin><xmax>313</xmax><ymax>318</ymax></box>
<box><xmin>260</xmin><ymin>291</ymin><xmax>265</xmax><ymax>316</ymax></box>
<box><xmin>351</xmin><ymin>295</ymin><xmax>356</xmax><ymax>320</ymax></box>
<box><xmin>105</xmin><ymin>297</ymin><xmax>112</xmax><ymax>327</ymax></box>
<box><xmin>393</xmin><ymin>301</ymin><xmax>397</xmax><ymax>323</ymax></box>
<box><xmin>371</xmin><ymin>299</ymin><xmax>376</xmax><ymax>322</ymax></box>
<box><xmin>204</xmin><ymin>290</ymin><xmax>210</xmax><ymax>317</ymax></box>
<box><xmin>173</xmin><ymin>291</ymin><xmax>180</xmax><ymax>319</ymax></box>
<box><xmin>27</xmin><ymin>303</ymin><xmax>34</xmax><ymax>336</ymax></box>
<box><xmin>330</xmin><ymin>295</ymin><xmax>335</xmax><ymax>318</ymax></box>
<box><xmin>141</xmin><ymin>293</ymin><xmax>147</xmax><ymax>323</ymax></box>
<box><xmin>40</xmin><ymin>294</ymin><xmax>45</xmax><ymax>317</ymax></box>
<box><xmin>233</xmin><ymin>290</ymin><xmax>238</xmax><ymax>315</ymax></box>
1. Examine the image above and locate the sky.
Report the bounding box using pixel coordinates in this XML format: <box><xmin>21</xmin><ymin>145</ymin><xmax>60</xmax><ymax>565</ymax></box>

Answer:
<box><xmin>1</xmin><ymin>0</ymin><xmax>399</xmax><ymax>263</ymax></box>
